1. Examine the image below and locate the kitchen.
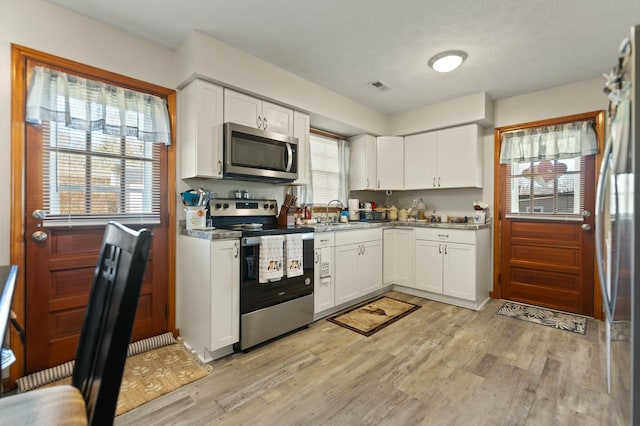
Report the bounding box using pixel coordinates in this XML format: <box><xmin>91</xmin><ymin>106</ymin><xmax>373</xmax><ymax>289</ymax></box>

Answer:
<box><xmin>1</xmin><ymin>0</ymin><xmax>639</xmax><ymax>424</ymax></box>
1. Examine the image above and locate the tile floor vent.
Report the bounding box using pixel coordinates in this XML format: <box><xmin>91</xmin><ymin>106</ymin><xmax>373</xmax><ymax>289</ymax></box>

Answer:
<box><xmin>369</xmin><ymin>80</ymin><xmax>392</xmax><ymax>91</ymax></box>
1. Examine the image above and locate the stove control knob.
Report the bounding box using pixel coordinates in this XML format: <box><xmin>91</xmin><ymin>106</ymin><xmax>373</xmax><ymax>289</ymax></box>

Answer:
<box><xmin>263</xmin><ymin>203</ymin><xmax>269</xmax><ymax>209</ymax></box>
<box><xmin>223</xmin><ymin>203</ymin><xmax>229</xmax><ymax>209</ymax></box>
<box><xmin>215</xmin><ymin>203</ymin><xmax>222</xmax><ymax>209</ymax></box>
<box><xmin>269</xmin><ymin>204</ymin><xmax>276</xmax><ymax>210</ymax></box>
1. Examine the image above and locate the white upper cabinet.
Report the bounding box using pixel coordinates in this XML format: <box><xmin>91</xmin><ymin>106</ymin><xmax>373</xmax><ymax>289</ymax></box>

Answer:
<box><xmin>404</xmin><ymin>123</ymin><xmax>483</xmax><ymax>190</ymax></box>
<box><xmin>349</xmin><ymin>134</ymin><xmax>377</xmax><ymax>190</ymax></box>
<box><xmin>437</xmin><ymin>124</ymin><xmax>483</xmax><ymax>189</ymax></box>
<box><xmin>376</xmin><ymin>136</ymin><xmax>404</xmax><ymax>190</ymax></box>
<box><xmin>224</xmin><ymin>89</ymin><xmax>293</xmax><ymax>135</ymax></box>
<box><xmin>179</xmin><ymin>79</ymin><xmax>224</xmax><ymax>179</ymax></box>
<box><xmin>404</xmin><ymin>132</ymin><xmax>437</xmax><ymax>190</ymax></box>
<box><xmin>293</xmin><ymin>111</ymin><xmax>310</xmax><ymax>185</ymax></box>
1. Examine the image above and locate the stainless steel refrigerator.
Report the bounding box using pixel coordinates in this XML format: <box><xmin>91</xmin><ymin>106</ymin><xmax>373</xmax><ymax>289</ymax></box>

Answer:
<box><xmin>596</xmin><ymin>24</ymin><xmax>639</xmax><ymax>426</ymax></box>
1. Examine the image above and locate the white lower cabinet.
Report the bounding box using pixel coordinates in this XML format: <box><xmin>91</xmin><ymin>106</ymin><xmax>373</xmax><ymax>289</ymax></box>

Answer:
<box><xmin>178</xmin><ymin>236</ymin><xmax>239</xmax><ymax>362</ymax></box>
<box><xmin>314</xmin><ymin>232</ymin><xmax>335</xmax><ymax>314</ymax></box>
<box><xmin>413</xmin><ymin>228</ymin><xmax>490</xmax><ymax>307</ymax></box>
<box><xmin>383</xmin><ymin>228</ymin><xmax>414</xmax><ymax>287</ymax></box>
<box><xmin>334</xmin><ymin>229</ymin><xmax>383</xmax><ymax>306</ymax></box>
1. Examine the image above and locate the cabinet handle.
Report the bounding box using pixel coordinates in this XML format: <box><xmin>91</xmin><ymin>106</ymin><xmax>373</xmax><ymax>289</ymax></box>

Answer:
<box><xmin>362</xmin><ymin>244</ymin><xmax>366</xmax><ymax>255</ymax></box>
<box><xmin>315</xmin><ymin>251</ymin><xmax>319</xmax><ymax>264</ymax></box>
<box><xmin>262</xmin><ymin>117</ymin><xmax>268</xmax><ymax>130</ymax></box>
<box><xmin>438</xmin><ymin>177</ymin><xmax>441</xmax><ymax>187</ymax></box>
<box><xmin>367</xmin><ymin>178</ymin><xmax>370</xmax><ymax>188</ymax></box>
<box><xmin>444</xmin><ymin>243</ymin><xmax>448</xmax><ymax>255</ymax></box>
<box><xmin>234</xmin><ymin>242</ymin><xmax>239</xmax><ymax>258</ymax></box>
<box><xmin>257</xmin><ymin>116</ymin><xmax>263</xmax><ymax>129</ymax></box>
<box><xmin>218</xmin><ymin>160</ymin><xmax>222</xmax><ymax>175</ymax></box>
<box><xmin>438</xmin><ymin>243</ymin><xmax>442</xmax><ymax>254</ymax></box>
<box><xmin>377</xmin><ymin>180</ymin><xmax>380</xmax><ymax>189</ymax></box>
<box><xmin>437</xmin><ymin>234</ymin><xmax>449</xmax><ymax>238</ymax></box>
<box><xmin>432</xmin><ymin>177</ymin><xmax>436</xmax><ymax>187</ymax></box>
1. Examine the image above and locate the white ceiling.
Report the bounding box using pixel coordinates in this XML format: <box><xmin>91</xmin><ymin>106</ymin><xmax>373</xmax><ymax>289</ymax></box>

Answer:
<box><xmin>47</xmin><ymin>0</ymin><xmax>640</xmax><ymax>115</ymax></box>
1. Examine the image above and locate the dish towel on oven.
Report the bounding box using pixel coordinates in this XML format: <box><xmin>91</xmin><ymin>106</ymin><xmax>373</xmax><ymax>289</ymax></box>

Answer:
<box><xmin>259</xmin><ymin>235</ymin><xmax>284</xmax><ymax>283</ymax></box>
<box><xmin>285</xmin><ymin>234</ymin><xmax>304</xmax><ymax>278</ymax></box>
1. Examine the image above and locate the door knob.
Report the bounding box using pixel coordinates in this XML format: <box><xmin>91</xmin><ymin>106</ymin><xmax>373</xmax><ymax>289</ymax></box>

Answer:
<box><xmin>31</xmin><ymin>231</ymin><xmax>48</xmax><ymax>242</ymax></box>
<box><xmin>32</xmin><ymin>209</ymin><xmax>47</xmax><ymax>220</ymax></box>
<box><xmin>581</xmin><ymin>224</ymin><xmax>592</xmax><ymax>231</ymax></box>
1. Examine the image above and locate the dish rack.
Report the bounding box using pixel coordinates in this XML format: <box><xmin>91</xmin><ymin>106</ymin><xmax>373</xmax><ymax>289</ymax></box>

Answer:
<box><xmin>359</xmin><ymin>210</ymin><xmax>387</xmax><ymax>222</ymax></box>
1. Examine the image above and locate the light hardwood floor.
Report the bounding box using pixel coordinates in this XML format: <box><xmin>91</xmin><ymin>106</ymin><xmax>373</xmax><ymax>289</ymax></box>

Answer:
<box><xmin>117</xmin><ymin>291</ymin><xmax>616</xmax><ymax>425</ymax></box>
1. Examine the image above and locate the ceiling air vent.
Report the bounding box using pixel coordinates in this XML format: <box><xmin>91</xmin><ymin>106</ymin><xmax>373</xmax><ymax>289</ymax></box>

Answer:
<box><xmin>368</xmin><ymin>80</ymin><xmax>392</xmax><ymax>91</ymax></box>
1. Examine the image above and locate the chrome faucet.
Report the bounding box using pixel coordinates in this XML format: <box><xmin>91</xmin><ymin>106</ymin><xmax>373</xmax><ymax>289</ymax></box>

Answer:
<box><xmin>325</xmin><ymin>199</ymin><xmax>344</xmax><ymax>223</ymax></box>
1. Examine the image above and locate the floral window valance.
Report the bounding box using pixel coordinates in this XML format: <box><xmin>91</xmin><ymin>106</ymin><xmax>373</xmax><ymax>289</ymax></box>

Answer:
<box><xmin>499</xmin><ymin>120</ymin><xmax>597</xmax><ymax>164</ymax></box>
<box><xmin>26</xmin><ymin>66</ymin><xmax>171</xmax><ymax>145</ymax></box>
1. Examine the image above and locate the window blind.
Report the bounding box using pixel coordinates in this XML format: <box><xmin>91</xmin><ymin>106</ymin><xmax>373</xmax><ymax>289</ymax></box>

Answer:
<box><xmin>309</xmin><ymin>134</ymin><xmax>340</xmax><ymax>205</ymax></box>
<box><xmin>42</xmin><ymin>121</ymin><xmax>161</xmax><ymax>227</ymax></box>
<box><xmin>504</xmin><ymin>157</ymin><xmax>585</xmax><ymax>220</ymax></box>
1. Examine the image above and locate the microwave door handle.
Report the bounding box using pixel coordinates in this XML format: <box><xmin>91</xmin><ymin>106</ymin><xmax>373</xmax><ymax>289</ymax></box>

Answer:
<box><xmin>284</xmin><ymin>142</ymin><xmax>293</xmax><ymax>172</ymax></box>
<box><xmin>595</xmin><ymin>133</ymin><xmax>614</xmax><ymax>322</ymax></box>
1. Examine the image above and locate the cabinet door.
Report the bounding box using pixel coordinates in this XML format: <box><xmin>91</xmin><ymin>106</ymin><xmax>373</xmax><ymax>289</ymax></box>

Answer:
<box><xmin>442</xmin><ymin>242</ymin><xmax>476</xmax><ymax>301</ymax></box>
<box><xmin>404</xmin><ymin>132</ymin><xmax>437</xmax><ymax>190</ymax></box>
<box><xmin>334</xmin><ymin>244</ymin><xmax>361</xmax><ymax>305</ymax></box>
<box><xmin>383</xmin><ymin>230</ymin><xmax>395</xmax><ymax>285</ymax></box>
<box><xmin>360</xmin><ymin>239</ymin><xmax>383</xmax><ymax>294</ymax></box>
<box><xmin>224</xmin><ymin>89</ymin><xmax>262</xmax><ymax>129</ymax></box>
<box><xmin>437</xmin><ymin>124</ymin><xmax>482</xmax><ymax>188</ymax></box>
<box><xmin>349</xmin><ymin>134</ymin><xmax>377</xmax><ymax>190</ymax></box>
<box><xmin>293</xmin><ymin>112</ymin><xmax>310</xmax><ymax>185</ymax></box>
<box><xmin>376</xmin><ymin>136</ymin><xmax>404</xmax><ymax>190</ymax></box>
<box><xmin>263</xmin><ymin>101</ymin><xmax>294</xmax><ymax>135</ymax></box>
<box><xmin>180</xmin><ymin>79</ymin><xmax>224</xmax><ymax>179</ymax></box>
<box><xmin>210</xmin><ymin>239</ymin><xmax>240</xmax><ymax>350</ymax></box>
<box><xmin>177</xmin><ymin>236</ymin><xmax>212</xmax><ymax>360</ymax></box>
<box><xmin>314</xmin><ymin>247</ymin><xmax>335</xmax><ymax>313</ymax></box>
<box><xmin>393</xmin><ymin>229</ymin><xmax>414</xmax><ymax>287</ymax></box>
<box><xmin>414</xmin><ymin>239</ymin><xmax>443</xmax><ymax>293</ymax></box>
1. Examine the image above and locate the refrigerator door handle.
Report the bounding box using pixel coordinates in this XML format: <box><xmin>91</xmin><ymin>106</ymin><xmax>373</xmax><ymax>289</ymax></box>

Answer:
<box><xmin>595</xmin><ymin>134</ymin><xmax>614</xmax><ymax>323</ymax></box>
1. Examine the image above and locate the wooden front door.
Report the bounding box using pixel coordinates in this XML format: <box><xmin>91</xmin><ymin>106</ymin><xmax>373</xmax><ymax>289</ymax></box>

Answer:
<box><xmin>495</xmin><ymin>112</ymin><xmax>604</xmax><ymax>317</ymax></box>
<box><xmin>16</xmin><ymin>50</ymin><xmax>173</xmax><ymax>374</ymax></box>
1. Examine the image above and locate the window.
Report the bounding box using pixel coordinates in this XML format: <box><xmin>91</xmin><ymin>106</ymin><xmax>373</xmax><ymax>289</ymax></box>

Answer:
<box><xmin>26</xmin><ymin>65</ymin><xmax>170</xmax><ymax>226</ymax></box>
<box><xmin>42</xmin><ymin>123</ymin><xmax>161</xmax><ymax>225</ymax></box>
<box><xmin>505</xmin><ymin>157</ymin><xmax>585</xmax><ymax>218</ymax></box>
<box><xmin>309</xmin><ymin>133</ymin><xmax>350</xmax><ymax>206</ymax></box>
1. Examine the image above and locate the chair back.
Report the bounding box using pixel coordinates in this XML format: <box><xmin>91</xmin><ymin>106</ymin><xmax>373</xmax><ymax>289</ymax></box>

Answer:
<box><xmin>71</xmin><ymin>222</ymin><xmax>152</xmax><ymax>425</ymax></box>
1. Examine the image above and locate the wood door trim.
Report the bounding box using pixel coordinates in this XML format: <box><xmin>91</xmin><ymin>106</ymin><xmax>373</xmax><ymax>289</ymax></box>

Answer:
<box><xmin>491</xmin><ymin>110</ymin><xmax>606</xmax><ymax>320</ymax></box>
<box><xmin>9</xmin><ymin>44</ymin><xmax>177</xmax><ymax>386</ymax></box>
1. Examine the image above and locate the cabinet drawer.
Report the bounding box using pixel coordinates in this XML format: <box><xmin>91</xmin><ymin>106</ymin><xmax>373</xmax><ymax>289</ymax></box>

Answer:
<box><xmin>414</xmin><ymin>228</ymin><xmax>476</xmax><ymax>244</ymax></box>
<box><xmin>314</xmin><ymin>232</ymin><xmax>335</xmax><ymax>248</ymax></box>
<box><xmin>335</xmin><ymin>228</ymin><xmax>382</xmax><ymax>246</ymax></box>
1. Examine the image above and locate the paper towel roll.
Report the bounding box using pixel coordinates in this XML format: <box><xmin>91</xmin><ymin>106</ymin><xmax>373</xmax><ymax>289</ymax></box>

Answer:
<box><xmin>348</xmin><ymin>199</ymin><xmax>359</xmax><ymax>220</ymax></box>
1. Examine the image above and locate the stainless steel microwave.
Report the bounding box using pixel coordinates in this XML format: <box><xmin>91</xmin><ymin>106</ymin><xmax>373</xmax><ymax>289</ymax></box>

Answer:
<box><xmin>224</xmin><ymin>122</ymin><xmax>298</xmax><ymax>183</ymax></box>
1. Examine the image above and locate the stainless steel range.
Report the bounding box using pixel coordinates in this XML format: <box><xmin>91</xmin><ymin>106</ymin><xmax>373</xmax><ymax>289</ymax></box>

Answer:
<box><xmin>209</xmin><ymin>198</ymin><xmax>314</xmax><ymax>351</ymax></box>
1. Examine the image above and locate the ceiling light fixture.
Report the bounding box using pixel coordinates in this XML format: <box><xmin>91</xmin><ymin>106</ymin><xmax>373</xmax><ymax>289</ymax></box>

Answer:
<box><xmin>428</xmin><ymin>50</ymin><xmax>468</xmax><ymax>73</ymax></box>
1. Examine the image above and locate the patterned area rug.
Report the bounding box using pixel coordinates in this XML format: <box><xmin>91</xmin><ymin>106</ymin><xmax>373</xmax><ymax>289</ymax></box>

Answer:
<box><xmin>327</xmin><ymin>296</ymin><xmax>420</xmax><ymax>336</ymax></box>
<box><xmin>17</xmin><ymin>333</ymin><xmax>212</xmax><ymax>416</ymax></box>
<box><xmin>497</xmin><ymin>301</ymin><xmax>587</xmax><ymax>335</ymax></box>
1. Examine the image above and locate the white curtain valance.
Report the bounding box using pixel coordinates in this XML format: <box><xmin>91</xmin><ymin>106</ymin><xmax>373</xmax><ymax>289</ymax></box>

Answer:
<box><xmin>26</xmin><ymin>66</ymin><xmax>171</xmax><ymax>145</ymax></box>
<box><xmin>499</xmin><ymin>120</ymin><xmax>597</xmax><ymax>164</ymax></box>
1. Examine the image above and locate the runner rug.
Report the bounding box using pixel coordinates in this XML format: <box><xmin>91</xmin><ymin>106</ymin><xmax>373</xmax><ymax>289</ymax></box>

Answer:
<box><xmin>15</xmin><ymin>332</ymin><xmax>213</xmax><ymax>416</ymax></box>
<box><xmin>497</xmin><ymin>301</ymin><xmax>587</xmax><ymax>335</ymax></box>
<box><xmin>327</xmin><ymin>296</ymin><xmax>420</xmax><ymax>336</ymax></box>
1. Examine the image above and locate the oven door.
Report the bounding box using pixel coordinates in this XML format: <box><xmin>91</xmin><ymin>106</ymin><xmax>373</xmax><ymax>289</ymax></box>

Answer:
<box><xmin>240</xmin><ymin>234</ymin><xmax>313</xmax><ymax>314</ymax></box>
<box><xmin>224</xmin><ymin>122</ymin><xmax>298</xmax><ymax>182</ymax></box>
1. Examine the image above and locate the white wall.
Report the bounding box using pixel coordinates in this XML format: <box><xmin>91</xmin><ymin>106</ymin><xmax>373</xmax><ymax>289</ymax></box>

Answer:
<box><xmin>356</xmin><ymin>77</ymin><xmax>608</xmax><ymax>219</ymax></box>
<box><xmin>0</xmin><ymin>0</ymin><xmax>176</xmax><ymax>265</ymax></box>
<box><xmin>176</xmin><ymin>31</ymin><xmax>390</xmax><ymax>136</ymax></box>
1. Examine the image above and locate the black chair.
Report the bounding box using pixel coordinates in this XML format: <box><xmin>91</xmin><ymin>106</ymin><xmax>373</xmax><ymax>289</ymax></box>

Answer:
<box><xmin>1</xmin><ymin>222</ymin><xmax>152</xmax><ymax>426</ymax></box>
